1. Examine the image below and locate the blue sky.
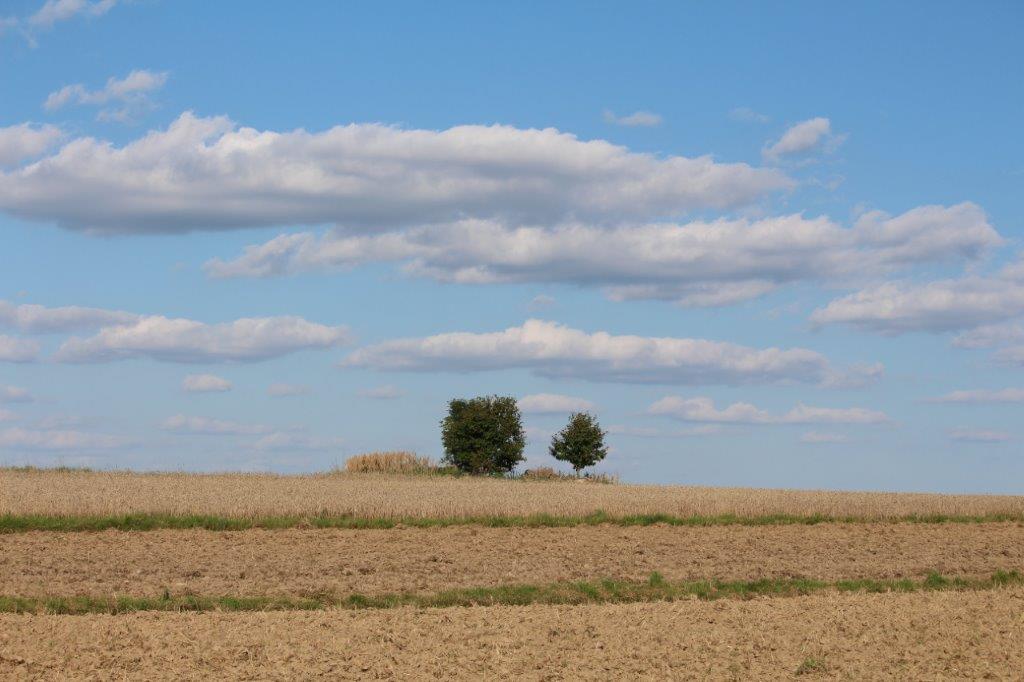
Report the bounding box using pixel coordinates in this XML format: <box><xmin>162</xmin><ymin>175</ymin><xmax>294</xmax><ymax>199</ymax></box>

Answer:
<box><xmin>1</xmin><ymin>1</ymin><xmax>1022</xmax><ymax>492</ymax></box>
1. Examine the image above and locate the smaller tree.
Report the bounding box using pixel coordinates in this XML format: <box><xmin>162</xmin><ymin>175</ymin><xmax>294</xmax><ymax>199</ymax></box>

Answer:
<box><xmin>549</xmin><ymin>412</ymin><xmax>608</xmax><ymax>476</ymax></box>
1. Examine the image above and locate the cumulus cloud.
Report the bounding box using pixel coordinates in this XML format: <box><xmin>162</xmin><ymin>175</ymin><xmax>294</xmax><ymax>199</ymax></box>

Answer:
<box><xmin>648</xmin><ymin>396</ymin><xmax>889</xmax><ymax>424</ymax></box>
<box><xmin>182</xmin><ymin>374</ymin><xmax>232</xmax><ymax>393</ymax></box>
<box><xmin>341</xmin><ymin>319</ymin><xmax>875</xmax><ymax>387</ymax></box>
<box><xmin>528</xmin><ymin>294</ymin><xmax>556</xmax><ymax>311</ymax></box>
<box><xmin>251</xmin><ymin>432</ymin><xmax>344</xmax><ymax>452</ymax></box>
<box><xmin>607</xmin><ymin>424</ymin><xmax>722</xmax><ymax>438</ymax></box>
<box><xmin>0</xmin><ymin>335</ymin><xmax>40</xmax><ymax>362</ymax></box>
<box><xmin>953</xmin><ymin>323</ymin><xmax>1024</xmax><ymax>349</ymax></box>
<box><xmin>27</xmin><ymin>0</ymin><xmax>118</xmax><ymax>28</ymax></box>
<box><xmin>800</xmin><ymin>431</ymin><xmax>847</xmax><ymax>444</ymax></box>
<box><xmin>358</xmin><ymin>385</ymin><xmax>405</xmax><ymax>400</ymax></box>
<box><xmin>995</xmin><ymin>346</ymin><xmax>1024</xmax><ymax>367</ymax></box>
<box><xmin>0</xmin><ymin>299</ymin><xmax>137</xmax><ymax>333</ymax></box>
<box><xmin>0</xmin><ymin>426</ymin><xmax>130</xmax><ymax>450</ymax></box>
<box><xmin>0</xmin><ymin>112</ymin><xmax>790</xmax><ymax>235</ymax></box>
<box><xmin>0</xmin><ymin>385</ymin><xmax>33</xmax><ymax>403</ymax></box>
<box><xmin>160</xmin><ymin>414</ymin><xmax>271</xmax><ymax>436</ymax></box>
<box><xmin>518</xmin><ymin>393</ymin><xmax>596</xmax><ymax>414</ymax></box>
<box><xmin>0</xmin><ymin>124</ymin><xmax>63</xmax><ymax>167</ymax></box>
<box><xmin>763</xmin><ymin>117</ymin><xmax>844</xmax><ymax>161</ymax></box>
<box><xmin>54</xmin><ymin>315</ymin><xmax>350</xmax><ymax>363</ymax></box>
<box><xmin>3</xmin><ymin>0</ymin><xmax>121</xmax><ymax>45</ymax></box>
<box><xmin>729</xmin><ymin>107</ymin><xmax>769</xmax><ymax>123</ymax></box>
<box><xmin>949</xmin><ymin>428</ymin><xmax>1011</xmax><ymax>443</ymax></box>
<box><xmin>207</xmin><ymin>203</ymin><xmax>997</xmax><ymax>308</ymax></box>
<box><xmin>811</xmin><ymin>257</ymin><xmax>1024</xmax><ymax>334</ymax></box>
<box><xmin>44</xmin><ymin>69</ymin><xmax>168</xmax><ymax>122</ymax></box>
<box><xmin>929</xmin><ymin>388</ymin><xmax>1024</xmax><ymax>404</ymax></box>
<box><xmin>603</xmin><ymin>110</ymin><xmax>663</xmax><ymax>127</ymax></box>
<box><xmin>267</xmin><ymin>383</ymin><xmax>311</xmax><ymax>397</ymax></box>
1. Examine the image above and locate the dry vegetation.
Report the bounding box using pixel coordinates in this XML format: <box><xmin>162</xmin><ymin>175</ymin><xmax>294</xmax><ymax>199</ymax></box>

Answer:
<box><xmin>3</xmin><ymin>468</ymin><xmax>1023</xmax><ymax>521</ymax></box>
<box><xmin>2</xmin><ymin>588</ymin><xmax>1022</xmax><ymax>679</ymax></box>
<box><xmin>342</xmin><ymin>451</ymin><xmax>438</xmax><ymax>474</ymax></box>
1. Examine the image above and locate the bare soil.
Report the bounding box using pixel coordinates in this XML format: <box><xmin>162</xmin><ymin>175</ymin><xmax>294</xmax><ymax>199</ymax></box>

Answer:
<box><xmin>2</xmin><ymin>522</ymin><xmax>1021</xmax><ymax>597</ymax></box>
<box><xmin>2</xmin><ymin>588</ymin><xmax>1022</xmax><ymax>680</ymax></box>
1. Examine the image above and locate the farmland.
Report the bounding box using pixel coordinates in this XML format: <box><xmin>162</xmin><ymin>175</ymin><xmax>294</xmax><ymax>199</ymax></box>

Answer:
<box><xmin>2</xmin><ymin>469</ymin><xmax>1023</xmax><ymax>679</ymax></box>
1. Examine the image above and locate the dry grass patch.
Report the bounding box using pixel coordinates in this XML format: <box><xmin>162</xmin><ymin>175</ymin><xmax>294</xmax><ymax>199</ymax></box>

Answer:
<box><xmin>342</xmin><ymin>452</ymin><xmax>439</xmax><ymax>474</ymax></box>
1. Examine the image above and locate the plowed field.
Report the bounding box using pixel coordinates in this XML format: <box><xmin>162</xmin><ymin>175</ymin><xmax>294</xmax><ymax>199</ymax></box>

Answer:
<box><xmin>2</xmin><ymin>522</ymin><xmax>1022</xmax><ymax>597</ymax></box>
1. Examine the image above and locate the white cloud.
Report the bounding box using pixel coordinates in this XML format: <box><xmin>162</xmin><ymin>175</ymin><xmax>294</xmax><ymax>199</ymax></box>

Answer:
<box><xmin>949</xmin><ymin>428</ymin><xmax>1011</xmax><ymax>443</ymax></box>
<box><xmin>953</xmin><ymin>323</ymin><xmax>1024</xmax><ymax>349</ymax></box>
<box><xmin>518</xmin><ymin>393</ymin><xmax>596</xmax><ymax>414</ymax></box>
<box><xmin>929</xmin><ymin>388</ymin><xmax>1024</xmax><ymax>404</ymax></box>
<box><xmin>27</xmin><ymin>0</ymin><xmax>118</xmax><ymax>28</ymax></box>
<box><xmin>0</xmin><ymin>124</ymin><xmax>63</xmax><ymax>167</ymax></box>
<box><xmin>729</xmin><ymin>107</ymin><xmax>769</xmax><ymax>123</ymax></box>
<box><xmin>0</xmin><ymin>299</ymin><xmax>137</xmax><ymax>333</ymax></box>
<box><xmin>251</xmin><ymin>432</ymin><xmax>344</xmax><ymax>452</ymax></box>
<box><xmin>763</xmin><ymin>117</ymin><xmax>844</xmax><ymax>161</ymax></box>
<box><xmin>160</xmin><ymin>414</ymin><xmax>271</xmax><ymax>436</ymax></box>
<box><xmin>207</xmin><ymin>203</ymin><xmax>998</xmax><ymax>308</ymax></box>
<box><xmin>800</xmin><ymin>431</ymin><xmax>847</xmax><ymax>444</ymax></box>
<box><xmin>0</xmin><ymin>409</ymin><xmax>16</xmax><ymax>422</ymax></box>
<box><xmin>528</xmin><ymin>294</ymin><xmax>556</xmax><ymax>311</ymax></box>
<box><xmin>54</xmin><ymin>315</ymin><xmax>350</xmax><ymax>363</ymax></box>
<box><xmin>0</xmin><ymin>111</ymin><xmax>790</xmax><ymax>235</ymax></box>
<box><xmin>648</xmin><ymin>396</ymin><xmax>889</xmax><ymax>424</ymax></box>
<box><xmin>811</xmin><ymin>258</ymin><xmax>1024</xmax><ymax>334</ymax></box>
<box><xmin>44</xmin><ymin>69</ymin><xmax>168</xmax><ymax>122</ymax></box>
<box><xmin>341</xmin><ymin>319</ymin><xmax>875</xmax><ymax>387</ymax></box>
<box><xmin>0</xmin><ymin>335</ymin><xmax>40</xmax><ymax>362</ymax></box>
<box><xmin>996</xmin><ymin>346</ymin><xmax>1024</xmax><ymax>367</ymax></box>
<box><xmin>0</xmin><ymin>426</ymin><xmax>130</xmax><ymax>450</ymax></box>
<box><xmin>606</xmin><ymin>424</ymin><xmax>722</xmax><ymax>438</ymax></box>
<box><xmin>267</xmin><ymin>383</ymin><xmax>311</xmax><ymax>397</ymax></box>
<box><xmin>603</xmin><ymin>110</ymin><xmax>663</xmax><ymax>127</ymax></box>
<box><xmin>358</xmin><ymin>385</ymin><xmax>405</xmax><ymax>400</ymax></box>
<box><xmin>0</xmin><ymin>385</ymin><xmax>33</xmax><ymax>403</ymax></box>
<box><xmin>182</xmin><ymin>374</ymin><xmax>232</xmax><ymax>393</ymax></box>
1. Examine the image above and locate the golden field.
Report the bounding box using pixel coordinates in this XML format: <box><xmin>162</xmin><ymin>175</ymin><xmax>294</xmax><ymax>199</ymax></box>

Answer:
<box><xmin>3</xmin><ymin>468</ymin><xmax>1023</xmax><ymax>520</ymax></box>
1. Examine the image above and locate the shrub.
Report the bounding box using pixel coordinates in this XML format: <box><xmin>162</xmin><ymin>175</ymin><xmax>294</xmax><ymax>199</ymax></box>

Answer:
<box><xmin>549</xmin><ymin>412</ymin><xmax>608</xmax><ymax>476</ymax></box>
<box><xmin>343</xmin><ymin>451</ymin><xmax>437</xmax><ymax>474</ymax></box>
<box><xmin>441</xmin><ymin>395</ymin><xmax>525</xmax><ymax>474</ymax></box>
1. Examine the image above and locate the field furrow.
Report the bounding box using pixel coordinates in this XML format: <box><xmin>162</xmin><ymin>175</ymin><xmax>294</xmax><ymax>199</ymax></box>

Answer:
<box><xmin>2</xmin><ymin>523</ymin><xmax>1022</xmax><ymax>597</ymax></box>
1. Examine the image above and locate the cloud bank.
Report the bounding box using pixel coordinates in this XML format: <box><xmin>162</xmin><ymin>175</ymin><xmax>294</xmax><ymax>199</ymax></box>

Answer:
<box><xmin>54</xmin><ymin>315</ymin><xmax>351</xmax><ymax>363</ymax></box>
<box><xmin>342</xmin><ymin>319</ymin><xmax>876</xmax><ymax>387</ymax></box>
<box><xmin>648</xmin><ymin>396</ymin><xmax>889</xmax><ymax>424</ymax></box>
<box><xmin>0</xmin><ymin>112</ymin><xmax>790</xmax><ymax>235</ymax></box>
<box><xmin>207</xmin><ymin>203</ymin><xmax>997</xmax><ymax>308</ymax></box>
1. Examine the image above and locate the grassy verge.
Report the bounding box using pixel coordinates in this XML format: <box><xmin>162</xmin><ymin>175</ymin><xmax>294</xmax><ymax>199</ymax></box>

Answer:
<box><xmin>0</xmin><ymin>571</ymin><xmax>1020</xmax><ymax>615</ymax></box>
<box><xmin>2</xmin><ymin>510</ymin><xmax>1024</xmax><ymax>533</ymax></box>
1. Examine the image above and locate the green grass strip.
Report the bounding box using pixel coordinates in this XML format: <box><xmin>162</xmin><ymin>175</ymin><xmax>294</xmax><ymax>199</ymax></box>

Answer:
<box><xmin>3</xmin><ymin>510</ymin><xmax>1024</xmax><ymax>533</ymax></box>
<box><xmin>0</xmin><ymin>571</ymin><xmax>1019</xmax><ymax>615</ymax></box>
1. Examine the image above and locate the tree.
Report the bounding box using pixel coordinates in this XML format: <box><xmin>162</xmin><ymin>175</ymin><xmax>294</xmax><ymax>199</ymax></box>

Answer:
<box><xmin>549</xmin><ymin>412</ymin><xmax>608</xmax><ymax>475</ymax></box>
<box><xmin>441</xmin><ymin>395</ymin><xmax>525</xmax><ymax>474</ymax></box>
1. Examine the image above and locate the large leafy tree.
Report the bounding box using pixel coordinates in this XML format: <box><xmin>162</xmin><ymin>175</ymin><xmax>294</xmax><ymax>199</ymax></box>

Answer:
<box><xmin>441</xmin><ymin>395</ymin><xmax>525</xmax><ymax>474</ymax></box>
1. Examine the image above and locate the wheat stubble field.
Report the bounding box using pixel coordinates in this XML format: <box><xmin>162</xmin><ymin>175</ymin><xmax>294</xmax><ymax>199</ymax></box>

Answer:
<box><xmin>2</xmin><ymin>469</ymin><xmax>1024</xmax><ymax>679</ymax></box>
